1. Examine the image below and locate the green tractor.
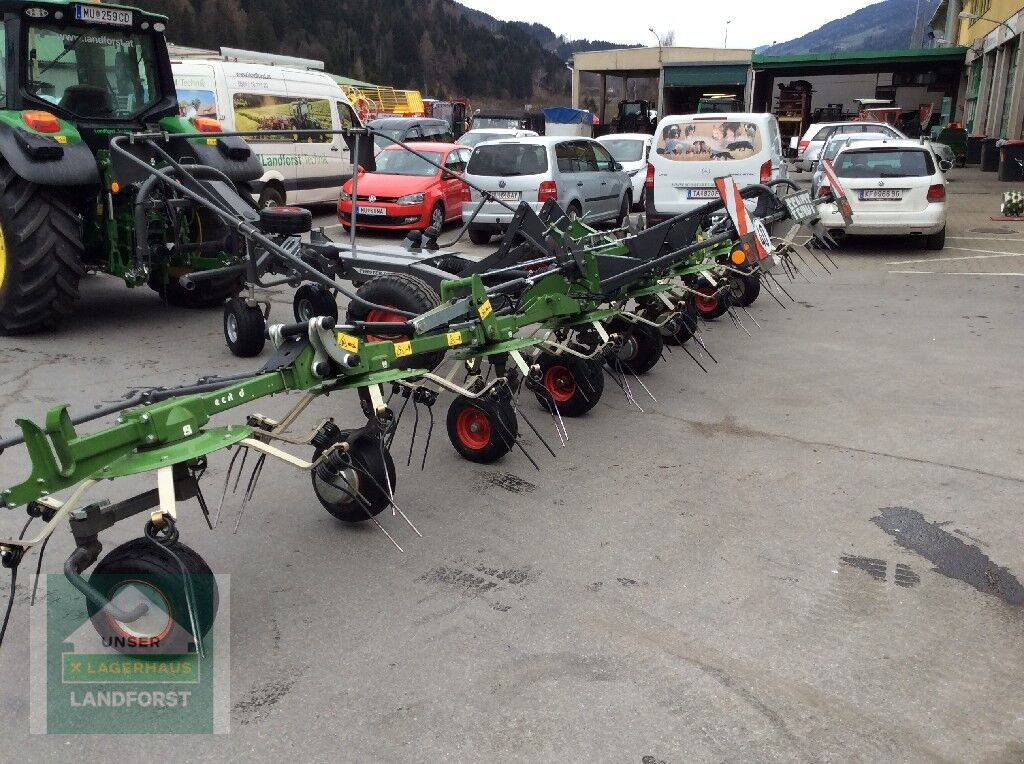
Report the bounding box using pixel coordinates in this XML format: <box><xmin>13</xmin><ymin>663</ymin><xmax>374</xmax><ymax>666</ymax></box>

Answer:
<box><xmin>0</xmin><ymin>0</ymin><xmax>263</xmax><ymax>334</ymax></box>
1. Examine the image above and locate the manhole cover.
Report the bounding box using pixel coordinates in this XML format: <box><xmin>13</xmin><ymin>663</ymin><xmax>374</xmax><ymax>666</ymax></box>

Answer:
<box><xmin>968</xmin><ymin>226</ymin><xmax>1019</xmax><ymax>234</ymax></box>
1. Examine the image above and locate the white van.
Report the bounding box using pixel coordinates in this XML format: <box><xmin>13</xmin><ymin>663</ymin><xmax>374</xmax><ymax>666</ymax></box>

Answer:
<box><xmin>171</xmin><ymin>60</ymin><xmax>363</xmax><ymax>207</ymax></box>
<box><xmin>645</xmin><ymin>112</ymin><xmax>787</xmax><ymax>225</ymax></box>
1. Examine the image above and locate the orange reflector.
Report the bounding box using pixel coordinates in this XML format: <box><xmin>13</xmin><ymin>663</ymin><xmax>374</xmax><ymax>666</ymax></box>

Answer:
<box><xmin>22</xmin><ymin>110</ymin><xmax>60</xmax><ymax>133</ymax></box>
<box><xmin>191</xmin><ymin>117</ymin><xmax>222</xmax><ymax>133</ymax></box>
<box><xmin>730</xmin><ymin>249</ymin><xmax>746</xmax><ymax>265</ymax></box>
<box><xmin>111</xmin><ymin>182</ymin><xmax>121</xmax><ymax>194</ymax></box>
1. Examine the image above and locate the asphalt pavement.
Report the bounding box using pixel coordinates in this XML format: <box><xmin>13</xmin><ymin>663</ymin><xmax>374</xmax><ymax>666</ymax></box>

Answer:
<box><xmin>0</xmin><ymin>166</ymin><xmax>1022</xmax><ymax>762</ymax></box>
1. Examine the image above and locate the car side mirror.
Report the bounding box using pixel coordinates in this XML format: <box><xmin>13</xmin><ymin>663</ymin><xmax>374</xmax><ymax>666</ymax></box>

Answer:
<box><xmin>939</xmin><ymin>159</ymin><xmax>953</xmax><ymax>172</ymax></box>
<box><xmin>441</xmin><ymin>169</ymin><xmax>459</xmax><ymax>180</ymax></box>
<box><xmin>613</xmin><ymin>161</ymin><xmax>623</xmax><ymax>171</ymax></box>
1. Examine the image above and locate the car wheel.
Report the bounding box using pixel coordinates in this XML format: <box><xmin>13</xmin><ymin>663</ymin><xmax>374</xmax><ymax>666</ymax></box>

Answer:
<box><xmin>567</xmin><ymin>202</ymin><xmax>582</xmax><ymax>221</ymax></box>
<box><xmin>615</xmin><ymin>193</ymin><xmax>631</xmax><ymax>227</ymax></box>
<box><xmin>427</xmin><ymin>202</ymin><xmax>445</xmax><ymax>232</ymax></box>
<box><xmin>925</xmin><ymin>226</ymin><xmax>946</xmax><ymax>251</ymax></box>
<box><xmin>468</xmin><ymin>228</ymin><xmax>491</xmax><ymax>246</ymax></box>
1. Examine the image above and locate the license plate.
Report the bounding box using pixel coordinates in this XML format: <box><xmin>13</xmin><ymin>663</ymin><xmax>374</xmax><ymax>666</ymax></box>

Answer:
<box><xmin>783</xmin><ymin>190</ymin><xmax>817</xmax><ymax>223</ymax></box>
<box><xmin>74</xmin><ymin>4</ymin><xmax>133</xmax><ymax>25</ymax></box>
<box><xmin>687</xmin><ymin>188</ymin><xmax>719</xmax><ymax>199</ymax></box>
<box><xmin>490</xmin><ymin>191</ymin><xmax>520</xmax><ymax>201</ymax></box>
<box><xmin>859</xmin><ymin>189</ymin><xmax>903</xmax><ymax>201</ymax></box>
<box><xmin>356</xmin><ymin>206</ymin><xmax>386</xmax><ymax>215</ymax></box>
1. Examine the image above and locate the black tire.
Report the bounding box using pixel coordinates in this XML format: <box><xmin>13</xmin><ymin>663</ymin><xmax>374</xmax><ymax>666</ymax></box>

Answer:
<box><xmin>293</xmin><ymin>283</ymin><xmax>339</xmax><ymax>322</ymax></box>
<box><xmin>446</xmin><ymin>395</ymin><xmax>518</xmax><ymax>463</ymax></box>
<box><xmin>345</xmin><ymin>273</ymin><xmax>443</xmax><ymax>370</ymax></box>
<box><xmin>534</xmin><ymin>352</ymin><xmax>604</xmax><ymax>417</ymax></box>
<box><xmin>728</xmin><ymin>271</ymin><xmax>761</xmax><ymax>308</ymax></box>
<box><xmin>149</xmin><ymin>270</ymin><xmax>244</xmax><ymax>308</ymax></box>
<box><xmin>427</xmin><ymin>202</ymin><xmax>445</xmax><ymax>232</ymax></box>
<box><xmin>223</xmin><ymin>297</ymin><xmax>266</xmax><ymax>357</ymax></box>
<box><xmin>925</xmin><ymin>226</ymin><xmax>946</xmax><ymax>251</ymax></box>
<box><xmin>693</xmin><ymin>283</ymin><xmax>730</xmax><ymax>321</ymax></box>
<box><xmin>86</xmin><ymin>537</ymin><xmax>218</xmax><ymax>653</ymax></box>
<box><xmin>0</xmin><ymin>160</ymin><xmax>84</xmax><ymax>334</ymax></box>
<box><xmin>311</xmin><ymin>429</ymin><xmax>396</xmax><ymax>522</ymax></box>
<box><xmin>259</xmin><ymin>205</ymin><xmax>312</xmax><ymax>236</ymax></box>
<box><xmin>258</xmin><ymin>185</ymin><xmax>285</xmax><ymax>209</ymax></box>
<box><xmin>567</xmin><ymin>201</ymin><xmax>582</xmax><ymax>221</ymax></box>
<box><xmin>615</xmin><ymin>193</ymin><xmax>631</xmax><ymax>227</ymax></box>
<box><xmin>634</xmin><ymin>186</ymin><xmax>646</xmax><ymax>212</ymax></box>
<box><xmin>660</xmin><ymin>295</ymin><xmax>698</xmax><ymax>346</ymax></box>
<box><xmin>468</xmin><ymin>228</ymin><xmax>492</xmax><ymax>246</ymax></box>
<box><xmin>608</xmin><ymin>317</ymin><xmax>664</xmax><ymax>375</ymax></box>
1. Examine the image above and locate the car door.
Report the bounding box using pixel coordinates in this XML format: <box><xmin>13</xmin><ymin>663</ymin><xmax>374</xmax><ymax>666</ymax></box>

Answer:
<box><xmin>590</xmin><ymin>140</ymin><xmax>624</xmax><ymax>215</ymax></box>
<box><xmin>441</xmin><ymin>148</ymin><xmax>469</xmax><ymax>218</ymax></box>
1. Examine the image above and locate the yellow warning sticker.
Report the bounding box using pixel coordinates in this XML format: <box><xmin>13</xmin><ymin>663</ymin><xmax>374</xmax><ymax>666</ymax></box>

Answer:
<box><xmin>394</xmin><ymin>341</ymin><xmax>412</xmax><ymax>357</ymax></box>
<box><xmin>477</xmin><ymin>299</ymin><xmax>493</xmax><ymax>320</ymax></box>
<box><xmin>206</xmin><ymin>138</ymin><xmax>218</xmax><ymax>146</ymax></box>
<box><xmin>54</xmin><ymin>135</ymin><xmax>68</xmax><ymax>144</ymax></box>
<box><xmin>447</xmin><ymin>331</ymin><xmax>462</xmax><ymax>347</ymax></box>
<box><xmin>336</xmin><ymin>333</ymin><xmax>359</xmax><ymax>353</ymax></box>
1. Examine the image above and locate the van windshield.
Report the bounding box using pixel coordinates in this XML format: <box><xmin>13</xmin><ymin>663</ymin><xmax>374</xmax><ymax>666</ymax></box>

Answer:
<box><xmin>467</xmin><ymin>144</ymin><xmax>548</xmax><ymax>176</ymax></box>
<box><xmin>655</xmin><ymin>119</ymin><xmax>762</xmax><ymax>161</ymax></box>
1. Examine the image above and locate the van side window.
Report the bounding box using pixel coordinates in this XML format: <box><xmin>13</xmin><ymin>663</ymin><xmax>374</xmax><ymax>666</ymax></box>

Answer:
<box><xmin>337</xmin><ymin>101</ymin><xmax>357</xmax><ymax>129</ymax></box>
<box><xmin>591</xmin><ymin>142</ymin><xmax>615</xmax><ymax>171</ymax></box>
<box><xmin>575</xmin><ymin>141</ymin><xmax>599</xmax><ymax>171</ymax></box>
<box><xmin>555</xmin><ymin>142</ymin><xmax>575</xmax><ymax>172</ymax></box>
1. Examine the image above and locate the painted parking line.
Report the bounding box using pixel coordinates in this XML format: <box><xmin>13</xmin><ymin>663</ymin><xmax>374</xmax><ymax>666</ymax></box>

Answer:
<box><xmin>947</xmin><ymin>236</ymin><xmax>1024</xmax><ymax>241</ymax></box>
<box><xmin>886</xmin><ymin>247</ymin><xmax>1024</xmax><ymax>265</ymax></box>
<box><xmin>889</xmin><ymin>270</ymin><xmax>1024</xmax><ymax>276</ymax></box>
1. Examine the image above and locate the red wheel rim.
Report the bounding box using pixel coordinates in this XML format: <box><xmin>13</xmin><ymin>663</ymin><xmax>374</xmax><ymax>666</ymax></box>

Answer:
<box><xmin>455</xmin><ymin>407</ymin><xmax>492</xmax><ymax>450</ymax></box>
<box><xmin>543</xmin><ymin>365</ymin><xmax>577</xmax><ymax>403</ymax></box>
<box><xmin>365</xmin><ymin>306</ymin><xmax>408</xmax><ymax>343</ymax></box>
<box><xmin>694</xmin><ymin>287</ymin><xmax>719</xmax><ymax>313</ymax></box>
<box><xmin>104</xmin><ymin>579</ymin><xmax>175</xmax><ymax>644</ymax></box>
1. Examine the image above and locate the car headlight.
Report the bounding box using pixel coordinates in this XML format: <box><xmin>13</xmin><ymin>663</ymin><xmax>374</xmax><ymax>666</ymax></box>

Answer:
<box><xmin>396</xmin><ymin>192</ymin><xmax>424</xmax><ymax>206</ymax></box>
<box><xmin>339</xmin><ymin>190</ymin><xmax>351</xmax><ymax>201</ymax></box>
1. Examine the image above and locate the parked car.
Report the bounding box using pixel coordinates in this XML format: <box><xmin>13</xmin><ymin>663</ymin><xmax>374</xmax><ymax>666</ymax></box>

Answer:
<box><xmin>457</xmin><ymin>128</ymin><xmax>539</xmax><ymax>149</ymax></box>
<box><xmin>817</xmin><ymin>139</ymin><xmax>949</xmax><ymax>249</ymax></box>
<box><xmin>810</xmin><ymin>132</ymin><xmax>897</xmax><ymax>195</ymax></box>
<box><xmin>795</xmin><ymin>120</ymin><xmax>905</xmax><ymax>172</ymax></box>
<box><xmin>645</xmin><ymin>112</ymin><xmax>787</xmax><ymax>225</ymax></box>
<box><xmin>337</xmin><ymin>142</ymin><xmax>471</xmax><ymax>232</ymax></box>
<box><xmin>171</xmin><ymin>60</ymin><xmax>364</xmax><ymax>207</ymax></box>
<box><xmin>367</xmin><ymin>117</ymin><xmax>455</xmax><ymax>155</ymax></box>
<box><xmin>597</xmin><ymin>133</ymin><xmax>653</xmax><ymax>210</ymax></box>
<box><xmin>461</xmin><ymin>136</ymin><xmax>631</xmax><ymax>245</ymax></box>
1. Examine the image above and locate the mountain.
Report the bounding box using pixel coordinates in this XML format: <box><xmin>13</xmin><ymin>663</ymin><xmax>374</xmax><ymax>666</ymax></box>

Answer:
<box><xmin>135</xmin><ymin>0</ymin><xmax>633</xmax><ymax>106</ymax></box>
<box><xmin>761</xmin><ymin>0</ymin><xmax>941</xmax><ymax>55</ymax></box>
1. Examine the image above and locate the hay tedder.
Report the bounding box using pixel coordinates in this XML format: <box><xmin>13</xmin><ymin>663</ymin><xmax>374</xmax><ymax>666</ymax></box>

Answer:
<box><xmin>0</xmin><ymin>1</ymin><xmax>857</xmax><ymax>656</ymax></box>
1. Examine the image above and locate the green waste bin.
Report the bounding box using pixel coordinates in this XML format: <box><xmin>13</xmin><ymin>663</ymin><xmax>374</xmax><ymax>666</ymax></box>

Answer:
<box><xmin>997</xmin><ymin>140</ymin><xmax>1024</xmax><ymax>181</ymax></box>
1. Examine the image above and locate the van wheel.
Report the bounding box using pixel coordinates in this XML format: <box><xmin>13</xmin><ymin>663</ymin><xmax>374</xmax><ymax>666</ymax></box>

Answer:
<box><xmin>468</xmin><ymin>228</ymin><xmax>491</xmax><ymax>246</ymax></box>
<box><xmin>258</xmin><ymin>186</ymin><xmax>285</xmax><ymax>209</ymax></box>
<box><xmin>615</xmin><ymin>193</ymin><xmax>631</xmax><ymax>227</ymax></box>
<box><xmin>567</xmin><ymin>202</ymin><xmax>582</xmax><ymax>221</ymax></box>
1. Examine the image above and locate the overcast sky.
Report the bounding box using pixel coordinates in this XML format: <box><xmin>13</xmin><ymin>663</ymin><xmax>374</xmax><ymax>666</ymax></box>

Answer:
<box><xmin>454</xmin><ymin>0</ymin><xmax>885</xmax><ymax>50</ymax></box>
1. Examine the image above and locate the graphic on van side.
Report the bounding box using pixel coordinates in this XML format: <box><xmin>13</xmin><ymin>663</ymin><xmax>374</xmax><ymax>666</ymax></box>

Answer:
<box><xmin>232</xmin><ymin>93</ymin><xmax>332</xmax><ymax>143</ymax></box>
<box><xmin>656</xmin><ymin>120</ymin><xmax>762</xmax><ymax>162</ymax></box>
<box><xmin>176</xmin><ymin>89</ymin><xmax>217</xmax><ymax>120</ymax></box>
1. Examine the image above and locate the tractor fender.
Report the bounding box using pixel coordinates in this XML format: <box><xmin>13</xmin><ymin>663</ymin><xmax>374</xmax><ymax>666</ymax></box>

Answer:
<box><xmin>0</xmin><ymin>123</ymin><xmax>100</xmax><ymax>187</ymax></box>
<box><xmin>164</xmin><ymin>134</ymin><xmax>264</xmax><ymax>183</ymax></box>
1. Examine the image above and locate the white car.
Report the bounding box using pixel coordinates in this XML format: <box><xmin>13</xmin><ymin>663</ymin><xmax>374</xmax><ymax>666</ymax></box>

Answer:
<box><xmin>597</xmin><ymin>133</ymin><xmax>653</xmax><ymax>209</ymax></box>
<box><xmin>457</xmin><ymin>128</ymin><xmax>538</xmax><ymax>149</ymax></box>
<box><xmin>818</xmin><ymin>139</ymin><xmax>948</xmax><ymax>250</ymax></box>
<box><xmin>795</xmin><ymin>121</ymin><xmax>905</xmax><ymax>173</ymax></box>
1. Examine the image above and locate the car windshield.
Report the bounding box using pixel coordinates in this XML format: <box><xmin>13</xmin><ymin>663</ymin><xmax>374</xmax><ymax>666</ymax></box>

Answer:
<box><xmin>600</xmin><ymin>139</ymin><xmax>645</xmax><ymax>162</ymax></box>
<box><xmin>372</xmin><ymin>128</ymin><xmax>408</xmax><ymax>150</ymax></box>
<box><xmin>834</xmin><ymin>149</ymin><xmax>935</xmax><ymax>178</ymax></box>
<box><xmin>466</xmin><ymin>144</ymin><xmax>548</xmax><ymax>176</ymax></box>
<box><xmin>458</xmin><ymin>132</ymin><xmax>507</xmax><ymax>148</ymax></box>
<box><xmin>473</xmin><ymin>116</ymin><xmax>522</xmax><ymax>130</ymax></box>
<box><xmin>25</xmin><ymin>23</ymin><xmax>162</xmax><ymax>120</ymax></box>
<box><xmin>374</xmin><ymin>149</ymin><xmax>443</xmax><ymax>176</ymax></box>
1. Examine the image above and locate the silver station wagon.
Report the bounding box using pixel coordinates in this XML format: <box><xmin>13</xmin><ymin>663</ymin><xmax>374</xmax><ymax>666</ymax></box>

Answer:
<box><xmin>461</xmin><ymin>135</ymin><xmax>631</xmax><ymax>245</ymax></box>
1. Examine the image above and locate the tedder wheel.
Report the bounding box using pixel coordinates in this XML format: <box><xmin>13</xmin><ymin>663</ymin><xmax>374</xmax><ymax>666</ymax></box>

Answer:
<box><xmin>311</xmin><ymin>429</ymin><xmax>396</xmax><ymax>522</ymax></box>
<box><xmin>693</xmin><ymin>283</ymin><xmax>730</xmax><ymax>321</ymax></box>
<box><xmin>608</xmin><ymin>317</ymin><xmax>664</xmax><ymax>375</ymax></box>
<box><xmin>534</xmin><ymin>352</ymin><xmax>605</xmax><ymax>417</ymax></box>
<box><xmin>728</xmin><ymin>270</ymin><xmax>761</xmax><ymax>308</ymax></box>
<box><xmin>293</xmin><ymin>283</ymin><xmax>339</xmax><ymax>322</ymax></box>
<box><xmin>446</xmin><ymin>395</ymin><xmax>518</xmax><ymax>464</ymax></box>
<box><xmin>259</xmin><ymin>206</ymin><xmax>312</xmax><ymax>236</ymax></box>
<box><xmin>86</xmin><ymin>537</ymin><xmax>219</xmax><ymax>653</ymax></box>
<box><xmin>223</xmin><ymin>297</ymin><xmax>266</xmax><ymax>357</ymax></box>
<box><xmin>468</xmin><ymin>228</ymin><xmax>492</xmax><ymax>246</ymax></box>
<box><xmin>345</xmin><ymin>273</ymin><xmax>444</xmax><ymax>371</ymax></box>
<box><xmin>660</xmin><ymin>294</ymin><xmax>698</xmax><ymax>346</ymax></box>
<box><xmin>0</xmin><ymin>159</ymin><xmax>84</xmax><ymax>334</ymax></box>
<box><xmin>258</xmin><ymin>185</ymin><xmax>285</xmax><ymax>209</ymax></box>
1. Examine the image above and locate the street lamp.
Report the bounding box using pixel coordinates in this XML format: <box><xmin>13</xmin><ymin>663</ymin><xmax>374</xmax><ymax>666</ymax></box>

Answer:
<box><xmin>649</xmin><ymin>27</ymin><xmax>663</xmax><ymax>63</ymax></box>
<box><xmin>724</xmin><ymin>19</ymin><xmax>732</xmax><ymax>48</ymax></box>
<box><xmin>958</xmin><ymin>10</ymin><xmax>1017</xmax><ymax>38</ymax></box>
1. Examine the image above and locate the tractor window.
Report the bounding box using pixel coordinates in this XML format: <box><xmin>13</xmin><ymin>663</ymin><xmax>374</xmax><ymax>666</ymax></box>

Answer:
<box><xmin>25</xmin><ymin>24</ymin><xmax>162</xmax><ymax>119</ymax></box>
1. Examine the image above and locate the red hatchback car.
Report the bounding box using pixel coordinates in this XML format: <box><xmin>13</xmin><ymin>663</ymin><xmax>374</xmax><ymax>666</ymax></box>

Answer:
<box><xmin>337</xmin><ymin>142</ymin><xmax>472</xmax><ymax>231</ymax></box>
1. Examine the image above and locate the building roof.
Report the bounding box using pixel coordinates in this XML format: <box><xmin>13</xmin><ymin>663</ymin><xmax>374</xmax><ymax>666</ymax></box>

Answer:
<box><xmin>752</xmin><ymin>47</ymin><xmax>967</xmax><ymax>69</ymax></box>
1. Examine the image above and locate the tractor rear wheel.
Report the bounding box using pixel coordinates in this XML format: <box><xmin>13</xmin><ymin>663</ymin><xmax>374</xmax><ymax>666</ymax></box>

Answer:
<box><xmin>0</xmin><ymin>161</ymin><xmax>84</xmax><ymax>334</ymax></box>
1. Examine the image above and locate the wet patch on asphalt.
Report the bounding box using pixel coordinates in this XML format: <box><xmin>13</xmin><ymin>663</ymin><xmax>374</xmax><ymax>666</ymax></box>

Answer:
<box><xmin>839</xmin><ymin>556</ymin><xmax>921</xmax><ymax>587</ymax></box>
<box><xmin>477</xmin><ymin>471</ymin><xmax>538</xmax><ymax>494</ymax></box>
<box><xmin>418</xmin><ymin>561</ymin><xmax>537</xmax><ymax>608</ymax></box>
<box><xmin>872</xmin><ymin>507</ymin><xmax>1024</xmax><ymax>606</ymax></box>
<box><xmin>233</xmin><ymin>677</ymin><xmax>297</xmax><ymax>725</ymax></box>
